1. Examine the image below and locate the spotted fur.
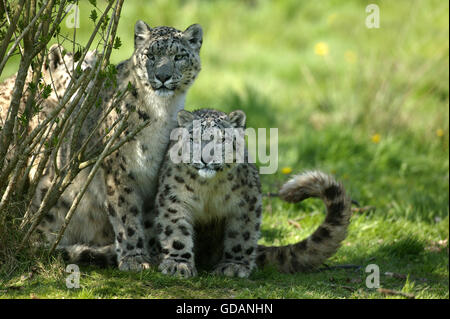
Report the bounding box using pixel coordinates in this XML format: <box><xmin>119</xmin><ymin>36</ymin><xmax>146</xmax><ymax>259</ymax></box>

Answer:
<box><xmin>3</xmin><ymin>21</ymin><xmax>203</xmax><ymax>271</ymax></box>
<box><xmin>0</xmin><ymin>46</ymin><xmax>99</xmax><ymax>216</ymax></box>
<box><xmin>0</xmin><ymin>44</ymin><xmax>96</xmax><ymax>168</ymax></box>
<box><xmin>256</xmin><ymin>171</ymin><xmax>352</xmax><ymax>273</ymax></box>
<box><xmin>154</xmin><ymin>109</ymin><xmax>352</xmax><ymax>278</ymax></box>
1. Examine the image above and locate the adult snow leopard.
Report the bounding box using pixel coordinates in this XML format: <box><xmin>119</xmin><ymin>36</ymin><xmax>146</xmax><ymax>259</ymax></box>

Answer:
<box><xmin>0</xmin><ymin>43</ymin><xmax>97</xmax><ymax>144</ymax></box>
<box><xmin>31</xmin><ymin>20</ymin><xmax>203</xmax><ymax>271</ymax></box>
<box><xmin>0</xmin><ymin>43</ymin><xmax>98</xmax><ymax>187</ymax></box>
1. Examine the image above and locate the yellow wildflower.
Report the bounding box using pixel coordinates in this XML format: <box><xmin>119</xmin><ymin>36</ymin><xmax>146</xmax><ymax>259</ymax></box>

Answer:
<box><xmin>327</xmin><ymin>13</ymin><xmax>337</xmax><ymax>25</ymax></box>
<box><xmin>344</xmin><ymin>50</ymin><xmax>357</xmax><ymax>64</ymax></box>
<box><xmin>436</xmin><ymin>128</ymin><xmax>445</xmax><ymax>137</ymax></box>
<box><xmin>371</xmin><ymin>133</ymin><xmax>381</xmax><ymax>144</ymax></box>
<box><xmin>281</xmin><ymin>167</ymin><xmax>292</xmax><ymax>174</ymax></box>
<box><xmin>314</xmin><ymin>42</ymin><xmax>329</xmax><ymax>57</ymax></box>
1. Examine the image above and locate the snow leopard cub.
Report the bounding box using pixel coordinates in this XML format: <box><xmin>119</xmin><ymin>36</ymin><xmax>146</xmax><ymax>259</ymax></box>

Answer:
<box><xmin>154</xmin><ymin>109</ymin><xmax>352</xmax><ymax>278</ymax></box>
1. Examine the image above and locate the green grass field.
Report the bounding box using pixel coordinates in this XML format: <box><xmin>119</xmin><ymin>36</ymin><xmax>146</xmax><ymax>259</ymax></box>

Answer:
<box><xmin>0</xmin><ymin>0</ymin><xmax>448</xmax><ymax>299</ymax></box>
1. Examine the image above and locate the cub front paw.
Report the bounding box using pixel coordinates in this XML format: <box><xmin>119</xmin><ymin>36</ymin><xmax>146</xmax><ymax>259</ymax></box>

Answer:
<box><xmin>213</xmin><ymin>262</ymin><xmax>251</xmax><ymax>278</ymax></box>
<box><xmin>159</xmin><ymin>259</ymin><xmax>197</xmax><ymax>278</ymax></box>
<box><xmin>118</xmin><ymin>254</ymin><xmax>152</xmax><ymax>271</ymax></box>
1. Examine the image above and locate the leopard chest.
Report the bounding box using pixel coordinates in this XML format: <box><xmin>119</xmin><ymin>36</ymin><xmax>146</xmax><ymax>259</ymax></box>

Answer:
<box><xmin>124</xmin><ymin>118</ymin><xmax>177</xmax><ymax>197</ymax></box>
<box><xmin>186</xmin><ymin>176</ymin><xmax>243</xmax><ymax>223</ymax></box>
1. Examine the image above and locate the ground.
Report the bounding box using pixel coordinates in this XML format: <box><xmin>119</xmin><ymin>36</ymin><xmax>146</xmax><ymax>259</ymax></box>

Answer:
<box><xmin>0</xmin><ymin>0</ymin><xmax>448</xmax><ymax>299</ymax></box>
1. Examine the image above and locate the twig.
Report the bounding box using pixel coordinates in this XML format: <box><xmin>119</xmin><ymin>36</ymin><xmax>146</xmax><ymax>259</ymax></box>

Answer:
<box><xmin>376</xmin><ymin>288</ymin><xmax>415</xmax><ymax>299</ymax></box>
<box><xmin>329</xmin><ymin>284</ymin><xmax>356</xmax><ymax>292</ymax></box>
<box><xmin>319</xmin><ymin>264</ymin><xmax>362</xmax><ymax>272</ymax></box>
<box><xmin>352</xmin><ymin>206</ymin><xmax>376</xmax><ymax>213</ymax></box>
<box><xmin>287</xmin><ymin>219</ymin><xmax>301</xmax><ymax>229</ymax></box>
<box><xmin>351</xmin><ymin>199</ymin><xmax>360</xmax><ymax>207</ymax></box>
<box><xmin>0</xmin><ymin>0</ymin><xmax>50</xmax><ymax>74</ymax></box>
<box><xmin>262</xmin><ymin>192</ymin><xmax>279</xmax><ymax>197</ymax></box>
<box><xmin>0</xmin><ymin>0</ymin><xmax>26</xmax><ymax>67</ymax></box>
<box><xmin>49</xmin><ymin>111</ymin><xmax>128</xmax><ymax>254</ymax></box>
<box><xmin>383</xmin><ymin>272</ymin><xmax>434</xmax><ymax>283</ymax></box>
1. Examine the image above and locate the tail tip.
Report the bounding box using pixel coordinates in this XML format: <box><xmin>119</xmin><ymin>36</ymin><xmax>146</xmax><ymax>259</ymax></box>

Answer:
<box><xmin>279</xmin><ymin>170</ymin><xmax>345</xmax><ymax>202</ymax></box>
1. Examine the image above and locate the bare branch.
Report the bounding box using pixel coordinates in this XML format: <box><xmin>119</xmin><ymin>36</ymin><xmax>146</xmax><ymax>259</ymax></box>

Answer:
<box><xmin>0</xmin><ymin>0</ymin><xmax>26</xmax><ymax>65</ymax></box>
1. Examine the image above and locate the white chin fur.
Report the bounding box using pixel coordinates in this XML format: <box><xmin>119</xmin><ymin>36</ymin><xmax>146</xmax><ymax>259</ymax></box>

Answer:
<box><xmin>198</xmin><ymin>168</ymin><xmax>217</xmax><ymax>179</ymax></box>
<box><xmin>154</xmin><ymin>89</ymin><xmax>174</xmax><ymax>98</ymax></box>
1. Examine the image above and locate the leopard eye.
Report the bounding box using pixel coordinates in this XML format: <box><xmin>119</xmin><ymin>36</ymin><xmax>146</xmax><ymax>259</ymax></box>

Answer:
<box><xmin>174</xmin><ymin>54</ymin><xmax>187</xmax><ymax>61</ymax></box>
<box><xmin>147</xmin><ymin>53</ymin><xmax>155</xmax><ymax>61</ymax></box>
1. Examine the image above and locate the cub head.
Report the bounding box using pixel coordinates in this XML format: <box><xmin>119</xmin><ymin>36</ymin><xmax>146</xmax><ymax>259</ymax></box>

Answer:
<box><xmin>172</xmin><ymin>109</ymin><xmax>247</xmax><ymax>179</ymax></box>
<box><xmin>132</xmin><ymin>20</ymin><xmax>203</xmax><ymax>98</ymax></box>
<box><xmin>42</xmin><ymin>44</ymin><xmax>97</xmax><ymax>102</ymax></box>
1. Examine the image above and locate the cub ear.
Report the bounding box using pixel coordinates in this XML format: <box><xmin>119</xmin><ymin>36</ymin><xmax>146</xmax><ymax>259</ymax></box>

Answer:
<box><xmin>182</xmin><ymin>24</ymin><xmax>203</xmax><ymax>51</ymax></box>
<box><xmin>177</xmin><ymin>110</ymin><xmax>197</xmax><ymax>127</ymax></box>
<box><xmin>134</xmin><ymin>20</ymin><xmax>152</xmax><ymax>48</ymax></box>
<box><xmin>228</xmin><ymin>110</ymin><xmax>246</xmax><ymax>128</ymax></box>
<box><xmin>45</xmin><ymin>44</ymin><xmax>63</xmax><ymax>71</ymax></box>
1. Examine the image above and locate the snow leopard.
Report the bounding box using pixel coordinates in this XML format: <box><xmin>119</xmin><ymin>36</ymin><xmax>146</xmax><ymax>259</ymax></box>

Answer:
<box><xmin>0</xmin><ymin>43</ymin><xmax>97</xmax><ymax>150</ymax></box>
<box><xmin>28</xmin><ymin>20</ymin><xmax>203</xmax><ymax>271</ymax></box>
<box><xmin>153</xmin><ymin>108</ymin><xmax>352</xmax><ymax>278</ymax></box>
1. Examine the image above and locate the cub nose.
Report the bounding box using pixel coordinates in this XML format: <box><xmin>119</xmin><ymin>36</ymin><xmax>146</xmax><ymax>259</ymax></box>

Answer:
<box><xmin>155</xmin><ymin>73</ymin><xmax>171</xmax><ymax>84</ymax></box>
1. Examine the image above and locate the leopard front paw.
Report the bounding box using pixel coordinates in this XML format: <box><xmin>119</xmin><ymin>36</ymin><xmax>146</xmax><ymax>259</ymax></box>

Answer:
<box><xmin>118</xmin><ymin>254</ymin><xmax>151</xmax><ymax>271</ymax></box>
<box><xmin>213</xmin><ymin>262</ymin><xmax>251</xmax><ymax>278</ymax></box>
<box><xmin>159</xmin><ymin>259</ymin><xmax>197</xmax><ymax>278</ymax></box>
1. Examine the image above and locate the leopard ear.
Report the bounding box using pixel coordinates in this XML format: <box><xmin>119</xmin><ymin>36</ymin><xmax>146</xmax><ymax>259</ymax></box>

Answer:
<box><xmin>177</xmin><ymin>110</ymin><xmax>197</xmax><ymax>127</ymax></box>
<box><xmin>228</xmin><ymin>110</ymin><xmax>246</xmax><ymax>128</ymax></box>
<box><xmin>45</xmin><ymin>44</ymin><xmax>63</xmax><ymax>71</ymax></box>
<box><xmin>134</xmin><ymin>20</ymin><xmax>152</xmax><ymax>48</ymax></box>
<box><xmin>182</xmin><ymin>24</ymin><xmax>203</xmax><ymax>51</ymax></box>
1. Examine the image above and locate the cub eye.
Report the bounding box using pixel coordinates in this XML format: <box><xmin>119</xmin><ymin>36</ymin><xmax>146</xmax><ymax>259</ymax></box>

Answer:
<box><xmin>174</xmin><ymin>54</ymin><xmax>187</xmax><ymax>61</ymax></box>
<box><xmin>147</xmin><ymin>53</ymin><xmax>155</xmax><ymax>61</ymax></box>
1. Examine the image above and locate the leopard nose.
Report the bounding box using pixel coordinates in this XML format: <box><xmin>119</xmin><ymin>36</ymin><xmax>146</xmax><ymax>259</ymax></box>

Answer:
<box><xmin>155</xmin><ymin>73</ymin><xmax>171</xmax><ymax>84</ymax></box>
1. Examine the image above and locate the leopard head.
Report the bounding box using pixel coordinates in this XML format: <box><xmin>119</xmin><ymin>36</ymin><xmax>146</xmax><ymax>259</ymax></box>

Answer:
<box><xmin>132</xmin><ymin>20</ymin><xmax>202</xmax><ymax>98</ymax></box>
<box><xmin>42</xmin><ymin>44</ymin><xmax>97</xmax><ymax>102</ymax></box>
<box><xmin>173</xmin><ymin>109</ymin><xmax>247</xmax><ymax>179</ymax></box>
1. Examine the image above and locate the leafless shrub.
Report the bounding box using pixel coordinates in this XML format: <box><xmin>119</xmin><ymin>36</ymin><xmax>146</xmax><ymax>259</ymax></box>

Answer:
<box><xmin>0</xmin><ymin>0</ymin><xmax>146</xmax><ymax>273</ymax></box>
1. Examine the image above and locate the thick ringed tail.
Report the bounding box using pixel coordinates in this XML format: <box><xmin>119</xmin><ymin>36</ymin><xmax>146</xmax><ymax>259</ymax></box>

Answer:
<box><xmin>256</xmin><ymin>170</ymin><xmax>352</xmax><ymax>273</ymax></box>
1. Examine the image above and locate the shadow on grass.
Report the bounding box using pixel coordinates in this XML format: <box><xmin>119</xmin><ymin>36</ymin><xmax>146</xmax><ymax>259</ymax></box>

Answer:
<box><xmin>330</xmin><ymin>237</ymin><xmax>449</xmax><ymax>291</ymax></box>
<box><xmin>2</xmin><ymin>237</ymin><xmax>447</xmax><ymax>299</ymax></box>
<box><xmin>260</xmin><ymin>226</ymin><xmax>286</xmax><ymax>244</ymax></box>
<box><xmin>219</xmin><ymin>85</ymin><xmax>278</xmax><ymax>129</ymax></box>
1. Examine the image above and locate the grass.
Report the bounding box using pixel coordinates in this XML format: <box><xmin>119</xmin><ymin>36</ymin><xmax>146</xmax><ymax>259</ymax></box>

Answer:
<box><xmin>0</xmin><ymin>0</ymin><xmax>448</xmax><ymax>299</ymax></box>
